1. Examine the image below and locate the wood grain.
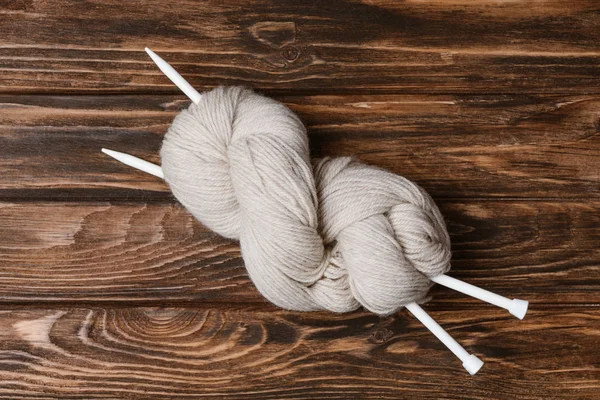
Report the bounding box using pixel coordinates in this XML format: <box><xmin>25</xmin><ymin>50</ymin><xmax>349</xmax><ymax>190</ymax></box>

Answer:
<box><xmin>0</xmin><ymin>306</ymin><xmax>597</xmax><ymax>399</ymax></box>
<box><xmin>1</xmin><ymin>1</ymin><xmax>599</xmax><ymax>94</ymax></box>
<box><xmin>0</xmin><ymin>200</ymin><xmax>597</xmax><ymax>305</ymax></box>
<box><xmin>1</xmin><ymin>1</ymin><xmax>599</xmax><ymax>397</ymax></box>
<box><xmin>0</xmin><ymin>94</ymin><xmax>598</xmax><ymax>200</ymax></box>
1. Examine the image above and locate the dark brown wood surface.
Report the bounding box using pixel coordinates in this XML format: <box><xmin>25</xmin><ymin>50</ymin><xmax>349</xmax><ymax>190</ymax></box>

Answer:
<box><xmin>0</xmin><ymin>307</ymin><xmax>597</xmax><ymax>399</ymax></box>
<box><xmin>0</xmin><ymin>1</ymin><xmax>598</xmax><ymax>399</ymax></box>
<box><xmin>1</xmin><ymin>0</ymin><xmax>600</xmax><ymax>95</ymax></box>
<box><xmin>0</xmin><ymin>200</ymin><xmax>597</xmax><ymax>305</ymax></box>
<box><xmin>1</xmin><ymin>94</ymin><xmax>599</xmax><ymax>200</ymax></box>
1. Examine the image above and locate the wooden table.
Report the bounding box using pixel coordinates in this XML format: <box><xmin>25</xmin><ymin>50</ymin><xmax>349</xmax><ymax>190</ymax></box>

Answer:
<box><xmin>0</xmin><ymin>1</ymin><xmax>598</xmax><ymax>398</ymax></box>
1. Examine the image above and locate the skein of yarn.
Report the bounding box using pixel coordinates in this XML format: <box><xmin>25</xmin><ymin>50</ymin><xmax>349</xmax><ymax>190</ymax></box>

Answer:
<box><xmin>161</xmin><ymin>86</ymin><xmax>451</xmax><ymax>316</ymax></box>
<box><xmin>101</xmin><ymin>48</ymin><xmax>529</xmax><ymax>375</ymax></box>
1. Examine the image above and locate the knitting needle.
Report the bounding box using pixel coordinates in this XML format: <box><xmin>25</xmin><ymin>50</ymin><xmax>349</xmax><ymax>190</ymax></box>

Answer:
<box><xmin>145</xmin><ymin>47</ymin><xmax>202</xmax><ymax>104</ymax></box>
<box><xmin>99</xmin><ymin>154</ymin><xmax>528</xmax><ymax>321</ymax></box>
<box><xmin>405</xmin><ymin>302</ymin><xmax>483</xmax><ymax>375</ymax></box>
<box><xmin>101</xmin><ymin>148</ymin><xmax>164</xmax><ymax>179</ymax></box>
<box><xmin>430</xmin><ymin>275</ymin><xmax>528</xmax><ymax>320</ymax></box>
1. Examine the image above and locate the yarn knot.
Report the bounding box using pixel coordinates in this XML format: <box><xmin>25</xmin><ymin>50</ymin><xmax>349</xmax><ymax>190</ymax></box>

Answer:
<box><xmin>161</xmin><ymin>87</ymin><xmax>451</xmax><ymax>315</ymax></box>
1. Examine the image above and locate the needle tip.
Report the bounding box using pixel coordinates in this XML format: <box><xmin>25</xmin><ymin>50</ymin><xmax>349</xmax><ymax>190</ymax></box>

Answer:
<box><xmin>101</xmin><ymin>148</ymin><xmax>117</xmax><ymax>157</ymax></box>
<box><xmin>101</xmin><ymin>148</ymin><xmax>165</xmax><ymax>180</ymax></box>
<box><xmin>145</xmin><ymin>47</ymin><xmax>159</xmax><ymax>62</ymax></box>
<box><xmin>143</xmin><ymin>45</ymin><xmax>202</xmax><ymax>104</ymax></box>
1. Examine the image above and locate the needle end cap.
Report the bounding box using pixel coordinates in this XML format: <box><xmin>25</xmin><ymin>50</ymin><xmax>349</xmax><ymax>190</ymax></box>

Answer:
<box><xmin>463</xmin><ymin>354</ymin><xmax>484</xmax><ymax>375</ymax></box>
<box><xmin>509</xmin><ymin>299</ymin><xmax>529</xmax><ymax>320</ymax></box>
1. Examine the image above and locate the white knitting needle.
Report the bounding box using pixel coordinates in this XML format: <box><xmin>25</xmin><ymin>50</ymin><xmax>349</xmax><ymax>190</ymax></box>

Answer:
<box><xmin>101</xmin><ymin>150</ymin><xmax>529</xmax><ymax>320</ymax></box>
<box><xmin>100</xmin><ymin>46</ymin><xmax>520</xmax><ymax>375</ymax></box>
<box><xmin>405</xmin><ymin>302</ymin><xmax>483</xmax><ymax>375</ymax></box>
<box><xmin>405</xmin><ymin>303</ymin><xmax>483</xmax><ymax>374</ymax></box>
<box><xmin>101</xmin><ymin>148</ymin><xmax>164</xmax><ymax>179</ymax></box>
<box><xmin>431</xmin><ymin>275</ymin><xmax>528</xmax><ymax>320</ymax></box>
<box><xmin>145</xmin><ymin>47</ymin><xmax>202</xmax><ymax>104</ymax></box>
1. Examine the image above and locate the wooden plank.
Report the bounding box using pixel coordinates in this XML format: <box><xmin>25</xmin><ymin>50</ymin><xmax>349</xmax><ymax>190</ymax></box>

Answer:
<box><xmin>0</xmin><ymin>94</ymin><xmax>598</xmax><ymax>200</ymax></box>
<box><xmin>0</xmin><ymin>306</ymin><xmax>597</xmax><ymax>399</ymax></box>
<box><xmin>1</xmin><ymin>1</ymin><xmax>600</xmax><ymax>94</ymax></box>
<box><xmin>0</xmin><ymin>200</ymin><xmax>597</xmax><ymax>305</ymax></box>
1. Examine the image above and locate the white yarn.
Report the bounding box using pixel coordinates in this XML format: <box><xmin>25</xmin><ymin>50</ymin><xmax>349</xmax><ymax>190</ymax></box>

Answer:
<box><xmin>161</xmin><ymin>86</ymin><xmax>451</xmax><ymax>316</ymax></box>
